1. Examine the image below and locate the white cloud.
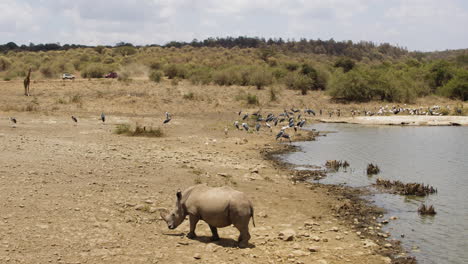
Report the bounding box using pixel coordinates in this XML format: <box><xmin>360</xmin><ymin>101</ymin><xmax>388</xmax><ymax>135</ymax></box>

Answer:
<box><xmin>0</xmin><ymin>0</ymin><xmax>466</xmax><ymax>50</ymax></box>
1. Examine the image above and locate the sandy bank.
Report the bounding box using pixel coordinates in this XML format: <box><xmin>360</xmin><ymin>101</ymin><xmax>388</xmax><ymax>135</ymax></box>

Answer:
<box><xmin>320</xmin><ymin>115</ymin><xmax>468</xmax><ymax>126</ymax></box>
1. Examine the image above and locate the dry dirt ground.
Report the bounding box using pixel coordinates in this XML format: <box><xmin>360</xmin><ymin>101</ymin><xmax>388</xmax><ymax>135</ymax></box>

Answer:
<box><xmin>1</xmin><ymin>79</ymin><xmax>462</xmax><ymax>264</ymax></box>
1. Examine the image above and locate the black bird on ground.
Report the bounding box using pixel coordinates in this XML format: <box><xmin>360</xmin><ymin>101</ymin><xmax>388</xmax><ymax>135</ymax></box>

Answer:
<box><xmin>100</xmin><ymin>112</ymin><xmax>106</xmax><ymax>122</ymax></box>
<box><xmin>163</xmin><ymin>112</ymin><xmax>171</xmax><ymax>124</ymax></box>
<box><xmin>305</xmin><ymin>109</ymin><xmax>316</xmax><ymax>116</ymax></box>
<box><xmin>281</xmin><ymin>133</ymin><xmax>292</xmax><ymax>143</ymax></box>
<box><xmin>9</xmin><ymin>117</ymin><xmax>17</xmax><ymax>124</ymax></box>
<box><xmin>71</xmin><ymin>116</ymin><xmax>78</xmax><ymax>123</ymax></box>
<box><xmin>255</xmin><ymin>123</ymin><xmax>261</xmax><ymax>132</ymax></box>
<box><xmin>242</xmin><ymin>113</ymin><xmax>249</xmax><ymax>120</ymax></box>
<box><xmin>234</xmin><ymin>121</ymin><xmax>240</xmax><ymax>130</ymax></box>
<box><xmin>276</xmin><ymin>130</ymin><xmax>284</xmax><ymax>140</ymax></box>
<box><xmin>242</xmin><ymin>123</ymin><xmax>249</xmax><ymax>131</ymax></box>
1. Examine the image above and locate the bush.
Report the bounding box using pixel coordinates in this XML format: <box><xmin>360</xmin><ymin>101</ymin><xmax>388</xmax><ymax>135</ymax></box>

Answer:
<box><xmin>183</xmin><ymin>92</ymin><xmax>195</xmax><ymax>100</ymax></box>
<box><xmin>285</xmin><ymin>72</ymin><xmax>314</xmax><ymax>95</ymax></box>
<box><xmin>39</xmin><ymin>64</ymin><xmax>55</xmax><ymax>78</ymax></box>
<box><xmin>0</xmin><ymin>56</ymin><xmax>12</xmax><ymax>71</ymax></box>
<box><xmin>249</xmin><ymin>67</ymin><xmax>273</xmax><ymax>89</ymax></box>
<box><xmin>246</xmin><ymin>93</ymin><xmax>259</xmax><ymax>105</ymax></box>
<box><xmin>114</xmin><ymin>124</ymin><xmax>163</xmax><ymax>137</ymax></box>
<box><xmin>164</xmin><ymin>64</ymin><xmax>187</xmax><ymax>79</ymax></box>
<box><xmin>149</xmin><ymin>70</ymin><xmax>163</xmax><ymax>83</ymax></box>
<box><xmin>334</xmin><ymin>57</ymin><xmax>355</xmax><ymax>72</ymax></box>
<box><xmin>213</xmin><ymin>67</ymin><xmax>241</xmax><ymax>86</ymax></box>
<box><xmin>149</xmin><ymin>61</ymin><xmax>163</xmax><ymax>70</ymax></box>
<box><xmin>438</xmin><ymin>70</ymin><xmax>468</xmax><ymax>101</ymax></box>
<box><xmin>270</xmin><ymin>87</ymin><xmax>278</xmax><ymax>101</ymax></box>
<box><xmin>328</xmin><ymin>68</ymin><xmax>374</xmax><ymax>101</ymax></box>
<box><xmin>81</xmin><ymin>63</ymin><xmax>107</xmax><ymax>78</ymax></box>
<box><xmin>188</xmin><ymin>67</ymin><xmax>212</xmax><ymax>85</ymax></box>
<box><xmin>285</xmin><ymin>62</ymin><xmax>299</xmax><ymax>71</ymax></box>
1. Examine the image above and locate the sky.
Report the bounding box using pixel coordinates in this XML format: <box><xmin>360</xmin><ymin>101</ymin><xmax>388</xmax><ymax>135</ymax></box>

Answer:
<box><xmin>0</xmin><ymin>0</ymin><xmax>467</xmax><ymax>51</ymax></box>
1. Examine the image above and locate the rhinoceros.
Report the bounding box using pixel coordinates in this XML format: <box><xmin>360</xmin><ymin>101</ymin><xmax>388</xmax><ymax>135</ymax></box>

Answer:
<box><xmin>160</xmin><ymin>184</ymin><xmax>255</xmax><ymax>248</ymax></box>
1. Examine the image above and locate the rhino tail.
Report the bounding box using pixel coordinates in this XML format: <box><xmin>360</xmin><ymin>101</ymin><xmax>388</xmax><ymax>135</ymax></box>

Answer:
<box><xmin>250</xmin><ymin>205</ymin><xmax>256</xmax><ymax>227</ymax></box>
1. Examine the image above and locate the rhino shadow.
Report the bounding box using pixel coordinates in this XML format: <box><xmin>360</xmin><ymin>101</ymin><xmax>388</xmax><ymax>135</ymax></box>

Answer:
<box><xmin>191</xmin><ymin>235</ymin><xmax>256</xmax><ymax>249</ymax></box>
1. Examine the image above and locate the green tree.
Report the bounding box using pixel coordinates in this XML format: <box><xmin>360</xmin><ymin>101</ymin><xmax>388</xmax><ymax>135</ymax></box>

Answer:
<box><xmin>438</xmin><ymin>69</ymin><xmax>468</xmax><ymax>101</ymax></box>
<box><xmin>427</xmin><ymin>60</ymin><xmax>454</xmax><ymax>91</ymax></box>
<box><xmin>334</xmin><ymin>57</ymin><xmax>355</xmax><ymax>73</ymax></box>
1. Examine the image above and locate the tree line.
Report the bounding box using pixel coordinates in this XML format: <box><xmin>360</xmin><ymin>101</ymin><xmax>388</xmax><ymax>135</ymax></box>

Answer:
<box><xmin>1</xmin><ymin>36</ymin><xmax>408</xmax><ymax>60</ymax></box>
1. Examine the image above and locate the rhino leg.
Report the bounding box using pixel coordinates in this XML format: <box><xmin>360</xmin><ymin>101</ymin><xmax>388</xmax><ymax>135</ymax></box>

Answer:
<box><xmin>234</xmin><ymin>224</ymin><xmax>251</xmax><ymax>248</ymax></box>
<box><xmin>209</xmin><ymin>225</ymin><xmax>220</xmax><ymax>241</ymax></box>
<box><xmin>187</xmin><ymin>215</ymin><xmax>199</xmax><ymax>239</ymax></box>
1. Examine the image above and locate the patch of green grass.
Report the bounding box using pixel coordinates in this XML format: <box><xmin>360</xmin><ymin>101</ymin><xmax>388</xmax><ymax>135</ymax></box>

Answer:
<box><xmin>114</xmin><ymin>124</ymin><xmax>163</xmax><ymax>138</ymax></box>
<box><xmin>183</xmin><ymin>92</ymin><xmax>195</xmax><ymax>100</ymax></box>
<box><xmin>246</xmin><ymin>93</ymin><xmax>259</xmax><ymax>105</ymax></box>
<box><xmin>69</xmin><ymin>94</ymin><xmax>82</xmax><ymax>104</ymax></box>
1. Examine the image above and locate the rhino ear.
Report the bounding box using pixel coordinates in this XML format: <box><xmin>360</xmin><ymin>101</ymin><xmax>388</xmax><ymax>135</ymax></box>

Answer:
<box><xmin>176</xmin><ymin>190</ymin><xmax>182</xmax><ymax>201</ymax></box>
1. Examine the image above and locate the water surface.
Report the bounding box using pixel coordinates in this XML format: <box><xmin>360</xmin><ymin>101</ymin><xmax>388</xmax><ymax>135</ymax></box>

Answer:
<box><xmin>282</xmin><ymin>123</ymin><xmax>468</xmax><ymax>264</ymax></box>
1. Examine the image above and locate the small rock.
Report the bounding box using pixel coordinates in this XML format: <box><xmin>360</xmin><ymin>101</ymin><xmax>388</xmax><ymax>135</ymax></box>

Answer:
<box><xmin>335</xmin><ymin>236</ymin><xmax>343</xmax><ymax>240</ymax></box>
<box><xmin>390</xmin><ymin>216</ymin><xmax>398</xmax><ymax>220</ymax></box>
<box><xmin>135</xmin><ymin>204</ymin><xmax>145</xmax><ymax>210</ymax></box>
<box><xmin>291</xmin><ymin>250</ymin><xmax>308</xmax><ymax>257</ymax></box>
<box><xmin>193</xmin><ymin>253</ymin><xmax>202</xmax><ymax>259</ymax></box>
<box><xmin>384</xmin><ymin>243</ymin><xmax>392</xmax><ymax>248</ymax></box>
<box><xmin>312</xmin><ymin>236</ymin><xmax>320</xmax><ymax>242</ymax></box>
<box><xmin>308</xmin><ymin>246</ymin><xmax>319</xmax><ymax>252</ymax></box>
<box><xmin>322</xmin><ymin>238</ymin><xmax>328</xmax><ymax>242</ymax></box>
<box><xmin>278</xmin><ymin>229</ymin><xmax>296</xmax><ymax>241</ymax></box>
<box><xmin>331</xmin><ymin>226</ymin><xmax>339</xmax><ymax>232</ymax></box>
<box><xmin>258</xmin><ymin>212</ymin><xmax>268</xmax><ymax>218</ymax></box>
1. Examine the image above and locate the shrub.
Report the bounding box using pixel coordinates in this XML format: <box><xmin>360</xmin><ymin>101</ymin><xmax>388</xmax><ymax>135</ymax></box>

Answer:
<box><xmin>285</xmin><ymin>62</ymin><xmax>299</xmax><ymax>71</ymax></box>
<box><xmin>246</xmin><ymin>93</ymin><xmax>259</xmax><ymax>105</ymax></box>
<box><xmin>39</xmin><ymin>64</ymin><xmax>55</xmax><ymax>78</ymax></box>
<box><xmin>164</xmin><ymin>64</ymin><xmax>187</xmax><ymax>79</ymax></box>
<box><xmin>270</xmin><ymin>87</ymin><xmax>278</xmax><ymax>102</ymax></box>
<box><xmin>438</xmin><ymin>69</ymin><xmax>468</xmax><ymax>101</ymax></box>
<box><xmin>149</xmin><ymin>70</ymin><xmax>163</xmax><ymax>83</ymax></box>
<box><xmin>285</xmin><ymin>72</ymin><xmax>314</xmax><ymax>95</ymax></box>
<box><xmin>328</xmin><ymin>68</ymin><xmax>374</xmax><ymax>101</ymax></box>
<box><xmin>81</xmin><ymin>63</ymin><xmax>107</xmax><ymax>78</ymax></box>
<box><xmin>294</xmin><ymin>75</ymin><xmax>315</xmax><ymax>95</ymax></box>
<box><xmin>114</xmin><ymin>124</ymin><xmax>163</xmax><ymax>137</ymax></box>
<box><xmin>213</xmin><ymin>68</ymin><xmax>241</xmax><ymax>86</ymax></box>
<box><xmin>149</xmin><ymin>61</ymin><xmax>163</xmax><ymax>70</ymax></box>
<box><xmin>0</xmin><ymin>56</ymin><xmax>12</xmax><ymax>71</ymax></box>
<box><xmin>249</xmin><ymin>67</ymin><xmax>273</xmax><ymax>90</ymax></box>
<box><xmin>188</xmin><ymin>67</ymin><xmax>212</xmax><ymax>85</ymax></box>
<box><xmin>183</xmin><ymin>92</ymin><xmax>195</xmax><ymax>100</ymax></box>
<box><xmin>334</xmin><ymin>57</ymin><xmax>355</xmax><ymax>72</ymax></box>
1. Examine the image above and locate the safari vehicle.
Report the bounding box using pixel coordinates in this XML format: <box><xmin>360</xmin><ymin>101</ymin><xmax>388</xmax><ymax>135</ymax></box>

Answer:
<box><xmin>62</xmin><ymin>73</ymin><xmax>75</xmax><ymax>80</ymax></box>
<box><xmin>105</xmin><ymin>72</ymin><xmax>118</xmax><ymax>78</ymax></box>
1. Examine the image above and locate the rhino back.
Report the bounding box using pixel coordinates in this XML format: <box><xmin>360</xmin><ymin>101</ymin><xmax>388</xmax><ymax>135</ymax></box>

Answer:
<box><xmin>183</xmin><ymin>186</ymin><xmax>252</xmax><ymax>227</ymax></box>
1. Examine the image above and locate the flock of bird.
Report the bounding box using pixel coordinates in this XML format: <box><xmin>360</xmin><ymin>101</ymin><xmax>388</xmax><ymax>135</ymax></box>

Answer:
<box><xmin>232</xmin><ymin>108</ymin><xmax>317</xmax><ymax>143</ymax></box>
<box><xmin>7</xmin><ymin>112</ymin><xmax>172</xmax><ymax>127</ymax></box>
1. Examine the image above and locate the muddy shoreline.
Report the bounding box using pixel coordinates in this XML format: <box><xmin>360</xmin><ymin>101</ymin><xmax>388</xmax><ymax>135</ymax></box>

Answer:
<box><xmin>261</xmin><ymin>129</ymin><xmax>417</xmax><ymax>264</ymax></box>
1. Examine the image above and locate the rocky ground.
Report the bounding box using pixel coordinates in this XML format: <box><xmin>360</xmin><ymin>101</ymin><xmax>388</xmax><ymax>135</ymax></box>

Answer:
<box><xmin>1</xmin><ymin>79</ymin><xmax>455</xmax><ymax>263</ymax></box>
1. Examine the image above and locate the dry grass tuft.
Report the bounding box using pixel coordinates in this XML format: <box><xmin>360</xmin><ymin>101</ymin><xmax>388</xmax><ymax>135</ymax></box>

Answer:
<box><xmin>114</xmin><ymin>124</ymin><xmax>163</xmax><ymax>138</ymax></box>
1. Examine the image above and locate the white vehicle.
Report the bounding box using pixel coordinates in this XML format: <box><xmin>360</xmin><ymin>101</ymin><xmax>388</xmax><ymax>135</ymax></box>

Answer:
<box><xmin>62</xmin><ymin>73</ymin><xmax>75</xmax><ymax>80</ymax></box>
